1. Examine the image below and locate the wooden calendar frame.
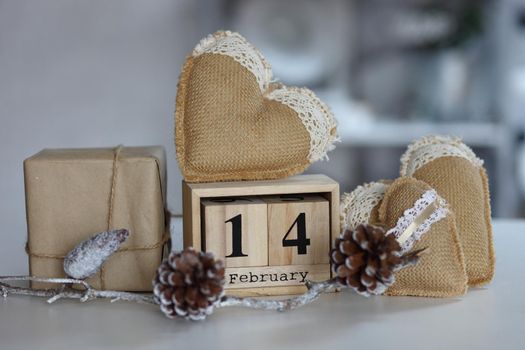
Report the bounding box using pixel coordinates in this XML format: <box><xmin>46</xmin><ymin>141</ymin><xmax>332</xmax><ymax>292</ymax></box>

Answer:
<box><xmin>182</xmin><ymin>174</ymin><xmax>340</xmax><ymax>297</ymax></box>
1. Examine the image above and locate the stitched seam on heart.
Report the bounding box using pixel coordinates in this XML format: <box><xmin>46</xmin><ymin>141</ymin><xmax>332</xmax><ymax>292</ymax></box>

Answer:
<box><xmin>192</xmin><ymin>30</ymin><xmax>273</xmax><ymax>93</ymax></box>
<box><xmin>470</xmin><ymin>166</ymin><xmax>495</xmax><ymax>286</ymax></box>
<box><xmin>400</xmin><ymin>135</ymin><xmax>483</xmax><ymax>176</ymax></box>
<box><xmin>174</xmin><ymin>54</ymin><xmax>193</xmax><ymax>175</ymax></box>
<box><xmin>182</xmin><ymin>163</ymin><xmax>311</xmax><ymax>183</ymax></box>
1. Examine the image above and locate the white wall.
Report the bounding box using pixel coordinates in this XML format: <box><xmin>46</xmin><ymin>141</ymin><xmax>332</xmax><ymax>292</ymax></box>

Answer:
<box><xmin>0</xmin><ymin>0</ymin><xmax>209</xmax><ymax>274</ymax></box>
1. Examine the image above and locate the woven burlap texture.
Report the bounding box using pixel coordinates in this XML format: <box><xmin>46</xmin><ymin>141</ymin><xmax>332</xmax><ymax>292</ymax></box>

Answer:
<box><xmin>410</xmin><ymin>156</ymin><xmax>495</xmax><ymax>287</ymax></box>
<box><xmin>176</xmin><ymin>53</ymin><xmax>313</xmax><ymax>182</ymax></box>
<box><xmin>377</xmin><ymin>178</ymin><xmax>468</xmax><ymax>297</ymax></box>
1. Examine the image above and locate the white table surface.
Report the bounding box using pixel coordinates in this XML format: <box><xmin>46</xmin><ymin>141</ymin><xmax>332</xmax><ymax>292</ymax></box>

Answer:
<box><xmin>1</xmin><ymin>219</ymin><xmax>524</xmax><ymax>350</ymax></box>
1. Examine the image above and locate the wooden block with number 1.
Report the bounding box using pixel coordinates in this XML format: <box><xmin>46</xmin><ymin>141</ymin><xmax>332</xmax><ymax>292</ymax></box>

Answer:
<box><xmin>201</xmin><ymin>197</ymin><xmax>267</xmax><ymax>268</ymax></box>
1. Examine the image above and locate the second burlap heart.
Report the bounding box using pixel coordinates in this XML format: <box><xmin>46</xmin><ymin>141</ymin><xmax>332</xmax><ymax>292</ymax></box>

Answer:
<box><xmin>401</xmin><ymin>136</ymin><xmax>495</xmax><ymax>286</ymax></box>
<box><xmin>175</xmin><ymin>31</ymin><xmax>338</xmax><ymax>182</ymax></box>
<box><xmin>341</xmin><ymin>178</ymin><xmax>468</xmax><ymax>297</ymax></box>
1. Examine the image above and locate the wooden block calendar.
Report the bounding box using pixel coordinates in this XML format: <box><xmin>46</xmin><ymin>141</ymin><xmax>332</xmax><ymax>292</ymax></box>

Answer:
<box><xmin>182</xmin><ymin>174</ymin><xmax>340</xmax><ymax>297</ymax></box>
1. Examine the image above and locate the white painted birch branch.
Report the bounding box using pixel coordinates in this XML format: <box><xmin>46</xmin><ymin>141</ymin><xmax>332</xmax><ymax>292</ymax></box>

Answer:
<box><xmin>219</xmin><ymin>279</ymin><xmax>339</xmax><ymax>311</ymax></box>
<box><xmin>0</xmin><ymin>275</ymin><xmax>339</xmax><ymax>312</ymax></box>
<box><xmin>0</xmin><ymin>276</ymin><xmax>156</xmax><ymax>305</ymax></box>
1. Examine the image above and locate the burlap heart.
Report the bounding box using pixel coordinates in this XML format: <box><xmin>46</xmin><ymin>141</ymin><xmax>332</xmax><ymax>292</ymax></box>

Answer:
<box><xmin>341</xmin><ymin>178</ymin><xmax>468</xmax><ymax>297</ymax></box>
<box><xmin>175</xmin><ymin>31</ymin><xmax>338</xmax><ymax>182</ymax></box>
<box><xmin>400</xmin><ymin>135</ymin><xmax>495</xmax><ymax>286</ymax></box>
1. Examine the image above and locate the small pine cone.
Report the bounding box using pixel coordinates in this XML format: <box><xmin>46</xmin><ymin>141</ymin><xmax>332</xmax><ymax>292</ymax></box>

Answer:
<box><xmin>330</xmin><ymin>224</ymin><xmax>403</xmax><ymax>297</ymax></box>
<box><xmin>153</xmin><ymin>248</ymin><xmax>225</xmax><ymax>321</ymax></box>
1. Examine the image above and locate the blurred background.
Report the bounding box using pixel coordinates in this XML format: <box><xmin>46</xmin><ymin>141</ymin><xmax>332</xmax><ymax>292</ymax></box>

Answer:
<box><xmin>1</xmin><ymin>0</ymin><xmax>525</xmax><ymax>271</ymax></box>
<box><xmin>217</xmin><ymin>0</ymin><xmax>525</xmax><ymax>219</ymax></box>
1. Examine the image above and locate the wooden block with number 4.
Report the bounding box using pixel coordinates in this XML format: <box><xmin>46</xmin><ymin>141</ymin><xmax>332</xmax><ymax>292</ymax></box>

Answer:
<box><xmin>201</xmin><ymin>197</ymin><xmax>267</xmax><ymax>268</ymax></box>
<box><xmin>264</xmin><ymin>195</ymin><xmax>330</xmax><ymax>266</ymax></box>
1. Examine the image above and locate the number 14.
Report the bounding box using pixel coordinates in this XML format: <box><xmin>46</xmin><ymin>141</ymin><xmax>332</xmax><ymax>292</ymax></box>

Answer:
<box><xmin>225</xmin><ymin>212</ymin><xmax>310</xmax><ymax>258</ymax></box>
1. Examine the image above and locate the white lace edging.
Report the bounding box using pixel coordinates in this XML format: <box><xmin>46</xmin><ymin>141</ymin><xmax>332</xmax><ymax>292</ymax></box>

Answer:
<box><xmin>266</xmin><ymin>86</ymin><xmax>339</xmax><ymax>162</ymax></box>
<box><xmin>340</xmin><ymin>182</ymin><xmax>389</xmax><ymax>230</ymax></box>
<box><xmin>193</xmin><ymin>31</ymin><xmax>273</xmax><ymax>92</ymax></box>
<box><xmin>386</xmin><ymin>189</ymin><xmax>449</xmax><ymax>254</ymax></box>
<box><xmin>191</xmin><ymin>31</ymin><xmax>339</xmax><ymax>163</ymax></box>
<box><xmin>400</xmin><ymin>135</ymin><xmax>484</xmax><ymax>176</ymax></box>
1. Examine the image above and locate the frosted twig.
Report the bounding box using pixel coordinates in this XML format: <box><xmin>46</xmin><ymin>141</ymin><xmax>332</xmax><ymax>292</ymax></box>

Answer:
<box><xmin>0</xmin><ymin>275</ymin><xmax>339</xmax><ymax>312</ymax></box>
<box><xmin>0</xmin><ymin>276</ymin><xmax>156</xmax><ymax>305</ymax></box>
<box><xmin>219</xmin><ymin>279</ymin><xmax>339</xmax><ymax>312</ymax></box>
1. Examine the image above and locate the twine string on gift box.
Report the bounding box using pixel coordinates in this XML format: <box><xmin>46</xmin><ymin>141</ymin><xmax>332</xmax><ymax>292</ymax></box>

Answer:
<box><xmin>100</xmin><ymin>144</ymin><xmax>123</xmax><ymax>289</ymax></box>
<box><xmin>25</xmin><ymin>145</ymin><xmax>170</xmax><ymax>289</ymax></box>
<box><xmin>24</xmin><ymin>236</ymin><xmax>170</xmax><ymax>258</ymax></box>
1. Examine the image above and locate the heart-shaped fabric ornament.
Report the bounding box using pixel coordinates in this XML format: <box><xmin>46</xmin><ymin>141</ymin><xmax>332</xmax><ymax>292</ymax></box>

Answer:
<box><xmin>175</xmin><ymin>31</ymin><xmax>338</xmax><ymax>182</ymax></box>
<box><xmin>400</xmin><ymin>135</ymin><xmax>495</xmax><ymax>286</ymax></box>
<box><xmin>341</xmin><ymin>177</ymin><xmax>468</xmax><ymax>297</ymax></box>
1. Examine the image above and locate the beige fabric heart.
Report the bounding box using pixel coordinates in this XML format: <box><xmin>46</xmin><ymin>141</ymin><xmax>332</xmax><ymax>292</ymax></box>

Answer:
<box><xmin>175</xmin><ymin>31</ymin><xmax>338</xmax><ymax>182</ymax></box>
<box><xmin>340</xmin><ymin>178</ymin><xmax>468</xmax><ymax>297</ymax></box>
<box><xmin>400</xmin><ymin>135</ymin><xmax>495</xmax><ymax>286</ymax></box>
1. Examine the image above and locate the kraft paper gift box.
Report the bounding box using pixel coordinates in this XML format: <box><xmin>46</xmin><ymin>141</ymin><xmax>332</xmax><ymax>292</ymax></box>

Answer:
<box><xmin>24</xmin><ymin>146</ymin><xmax>168</xmax><ymax>291</ymax></box>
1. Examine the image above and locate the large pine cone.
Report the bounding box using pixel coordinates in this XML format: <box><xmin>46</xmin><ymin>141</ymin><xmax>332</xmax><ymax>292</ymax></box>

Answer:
<box><xmin>330</xmin><ymin>224</ymin><xmax>404</xmax><ymax>297</ymax></box>
<box><xmin>153</xmin><ymin>248</ymin><xmax>225</xmax><ymax>321</ymax></box>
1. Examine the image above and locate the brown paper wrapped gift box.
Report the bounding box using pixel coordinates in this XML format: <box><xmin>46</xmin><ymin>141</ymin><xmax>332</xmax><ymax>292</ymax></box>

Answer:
<box><xmin>24</xmin><ymin>146</ymin><xmax>167</xmax><ymax>291</ymax></box>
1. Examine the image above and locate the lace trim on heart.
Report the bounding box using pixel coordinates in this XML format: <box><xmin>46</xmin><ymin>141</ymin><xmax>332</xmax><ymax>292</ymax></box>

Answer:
<box><xmin>386</xmin><ymin>190</ymin><xmax>449</xmax><ymax>254</ymax></box>
<box><xmin>400</xmin><ymin>135</ymin><xmax>484</xmax><ymax>176</ymax></box>
<box><xmin>193</xmin><ymin>31</ymin><xmax>273</xmax><ymax>93</ymax></box>
<box><xmin>266</xmin><ymin>86</ymin><xmax>339</xmax><ymax>162</ymax></box>
<box><xmin>340</xmin><ymin>182</ymin><xmax>389</xmax><ymax>230</ymax></box>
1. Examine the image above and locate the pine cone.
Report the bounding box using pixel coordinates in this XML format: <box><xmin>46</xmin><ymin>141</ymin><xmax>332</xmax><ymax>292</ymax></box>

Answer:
<box><xmin>330</xmin><ymin>224</ymin><xmax>404</xmax><ymax>296</ymax></box>
<box><xmin>153</xmin><ymin>248</ymin><xmax>225</xmax><ymax>321</ymax></box>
